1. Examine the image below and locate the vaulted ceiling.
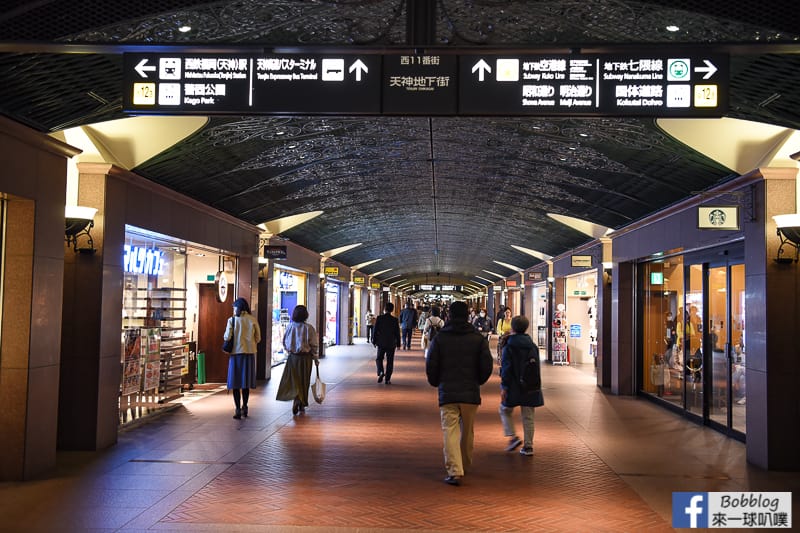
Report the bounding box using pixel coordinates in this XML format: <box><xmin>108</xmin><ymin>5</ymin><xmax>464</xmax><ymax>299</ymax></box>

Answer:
<box><xmin>1</xmin><ymin>0</ymin><xmax>799</xmax><ymax>292</ymax></box>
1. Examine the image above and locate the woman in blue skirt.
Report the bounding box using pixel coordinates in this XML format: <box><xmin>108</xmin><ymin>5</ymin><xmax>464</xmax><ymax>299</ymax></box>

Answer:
<box><xmin>223</xmin><ymin>297</ymin><xmax>261</xmax><ymax>419</ymax></box>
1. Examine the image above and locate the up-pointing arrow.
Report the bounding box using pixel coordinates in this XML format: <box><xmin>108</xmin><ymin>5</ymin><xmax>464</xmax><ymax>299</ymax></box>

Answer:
<box><xmin>472</xmin><ymin>59</ymin><xmax>492</xmax><ymax>82</ymax></box>
<box><xmin>135</xmin><ymin>59</ymin><xmax>157</xmax><ymax>78</ymax></box>
<box><xmin>694</xmin><ymin>59</ymin><xmax>718</xmax><ymax>80</ymax></box>
<box><xmin>349</xmin><ymin>59</ymin><xmax>368</xmax><ymax>82</ymax></box>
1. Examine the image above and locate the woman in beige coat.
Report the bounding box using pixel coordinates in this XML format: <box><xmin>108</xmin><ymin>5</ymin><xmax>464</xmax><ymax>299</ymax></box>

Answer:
<box><xmin>276</xmin><ymin>305</ymin><xmax>319</xmax><ymax>414</ymax></box>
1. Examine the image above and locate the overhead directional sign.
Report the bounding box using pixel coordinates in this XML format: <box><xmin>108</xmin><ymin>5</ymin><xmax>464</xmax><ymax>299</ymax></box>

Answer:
<box><xmin>123</xmin><ymin>49</ymin><xmax>728</xmax><ymax>117</ymax></box>
<box><xmin>413</xmin><ymin>284</ymin><xmax>463</xmax><ymax>292</ymax></box>
<box><xmin>382</xmin><ymin>53</ymin><xmax>457</xmax><ymax>115</ymax></box>
<box><xmin>459</xmin><ymin>53</ymin><xmax>727</xmax><ymax>116</ymax></box>
<box><xmin>123</xmin><ymin>53</ymin><xmax>381</xmax><ymax>114</ymax></box>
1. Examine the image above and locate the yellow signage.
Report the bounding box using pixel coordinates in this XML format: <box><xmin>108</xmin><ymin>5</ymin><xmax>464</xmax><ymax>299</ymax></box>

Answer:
<box><xmin>324</xmin><ymin>266</ymin><xmax>339</xmax><ymax>276</ymax></box>
<box><xmin>353</xmin><ymin>276</ymin><xmax>365</xmax><ymax>285</ymax></box>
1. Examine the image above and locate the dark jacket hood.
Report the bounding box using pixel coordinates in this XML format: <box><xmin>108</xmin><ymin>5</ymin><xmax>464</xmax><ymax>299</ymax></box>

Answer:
<box><xmin>441</xmin><ymin>318</ymin><xmax>475</xmax><ymax>334</ymax></box>
<box><xmin>506</xmin><ymin>333</ymin><xmax>536</xmax><ymax>349</ymax></box>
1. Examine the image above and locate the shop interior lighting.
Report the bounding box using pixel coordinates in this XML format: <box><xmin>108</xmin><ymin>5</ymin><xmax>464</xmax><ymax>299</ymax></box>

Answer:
<box><xmin>65</xmin><ymin>205</ymin><xmax>98</xmax><ymax>253</ymax></box>
<box><xmin>772</xmin><ymin>214</ymin><xmax>800</xmax><ymax>263</ymax></box>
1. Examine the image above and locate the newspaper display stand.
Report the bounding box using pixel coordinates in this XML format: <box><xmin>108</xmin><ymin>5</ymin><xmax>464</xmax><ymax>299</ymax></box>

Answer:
<box><xmin>552</xmin><ymin>304</ymin><xmax>569</xmax><ymax>365</ymax></box>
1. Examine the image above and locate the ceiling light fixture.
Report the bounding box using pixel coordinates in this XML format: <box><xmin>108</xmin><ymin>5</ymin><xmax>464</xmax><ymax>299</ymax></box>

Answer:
<box><xmin>666</xmin><ymin>25</ymin><xmax>680</xmax><ymax>32</ymax></box>
<box><xmin>178</xmin><ymin>25</ymin><xmax>192</xmax><ymax>33</ymax></box>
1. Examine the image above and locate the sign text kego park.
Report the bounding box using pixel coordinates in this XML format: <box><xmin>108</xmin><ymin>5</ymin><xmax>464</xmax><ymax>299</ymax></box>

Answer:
<box><xmin>123</xmin><ymin>51</ymin><xmax>727</xmax><ymax>117</ymax></box>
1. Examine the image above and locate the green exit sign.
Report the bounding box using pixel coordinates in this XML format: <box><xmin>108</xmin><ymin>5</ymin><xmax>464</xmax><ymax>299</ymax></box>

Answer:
<box><xmin>650</xmin><ymin>272</ymin><xmax>664</xmax><ymax>285</ymax></box>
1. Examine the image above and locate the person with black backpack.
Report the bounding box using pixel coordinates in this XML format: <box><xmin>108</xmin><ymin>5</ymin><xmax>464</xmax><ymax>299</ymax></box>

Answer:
<box><xmin>422</xmin><ymin>305</ymin><xmax>444</xmax><ymax>356</ymax></box>
<box><xmin>498</xmin><ymin>315</ymin><xmax>543</xmax><ymax>456</ymax></box>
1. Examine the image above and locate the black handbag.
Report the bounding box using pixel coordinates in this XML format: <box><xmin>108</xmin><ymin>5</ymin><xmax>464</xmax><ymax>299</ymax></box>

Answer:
<box><xmin>222</xmin><ymin>317</ymin><xmax>235</xmax><ymax>353</ymax></box>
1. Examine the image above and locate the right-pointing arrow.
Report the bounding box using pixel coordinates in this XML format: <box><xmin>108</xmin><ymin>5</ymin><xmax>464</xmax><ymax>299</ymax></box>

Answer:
<box><xmin>472</xmin><ymin>59</ymin><xmax>492</xmax><ymax>82</ymax></box>
<box><xmin>694</xmin><ymin>60</ymin><xmax>718</xmax><ymax>80</ymax></box>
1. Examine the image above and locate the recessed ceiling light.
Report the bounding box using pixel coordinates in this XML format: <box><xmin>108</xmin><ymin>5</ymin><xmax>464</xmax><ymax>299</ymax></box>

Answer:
<box><xmin>666</xmin><ymin>25</ymin><xmax>680</xmax><ymax>32</ymax></box>
<box><xmin>178</xmin><ymin>25</ymin><xmax>192</xmax><ymax>33</ymax></box>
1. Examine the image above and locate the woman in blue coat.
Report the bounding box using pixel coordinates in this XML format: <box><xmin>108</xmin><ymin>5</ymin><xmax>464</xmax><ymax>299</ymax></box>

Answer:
<box><xmin>498</xmin><ymin>315</ymin><xmax>544</xmax><ymax>456</ymax></box>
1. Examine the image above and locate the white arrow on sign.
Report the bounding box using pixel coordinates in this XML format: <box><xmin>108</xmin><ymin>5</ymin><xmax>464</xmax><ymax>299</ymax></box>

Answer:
<box><xmin>135</xmin><ymin>59</ymin><xmax>157</xmax><ymax>78</ymax></box>
<box><xmin>471</xmin><ymin>59</ymin><xmax>492</xmax><ymax>82</ymax></box>
<box><xmin>694</xmin><ymin>59</ymin><xmax>718</xmax><ymax>80</ymax></box>
<box><xmin>349</xmin><ymin>59</ymin><xmax>368</xmax><ymax>81</ymax></box>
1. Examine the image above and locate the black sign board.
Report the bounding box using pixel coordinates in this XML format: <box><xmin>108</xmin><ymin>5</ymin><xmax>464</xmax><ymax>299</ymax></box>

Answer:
<box><xmin>263</xmin><ymin>245</ymin><xmax>287</xmax><ymax>260</ymax></box>
<box><xmin>123</xmin><ymin>53</ymin><xmax>381</xmax><ymax>114</ymax></box>
<box><xmin>412</xmin><ymin>284</ymin><xmax>463</xmax><ymax>292</ymax></box>
<box><xmin>459</xmin><ymin>53</ymin><xmax>727</xmax><ymax>117</ymax></box>
<box><xmin>123</xmin><ymin>49</ymin><xmax>728</xmax><ymax>117</ymax></box>
<box><xmin>382</xmin><ymin>54</ymin><xmax>457</xmax><ymax>115</ymax></box>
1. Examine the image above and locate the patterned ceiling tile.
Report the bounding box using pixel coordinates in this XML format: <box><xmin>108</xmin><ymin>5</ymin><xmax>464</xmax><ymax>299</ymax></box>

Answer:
<box><xmin>0</xmin><ymin>0</ymin><xmax>797</xmax><ymax>286</ymax></box>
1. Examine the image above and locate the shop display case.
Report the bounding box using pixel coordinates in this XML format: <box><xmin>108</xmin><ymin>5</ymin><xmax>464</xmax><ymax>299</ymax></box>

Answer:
<box><xmin>120</xmin><ymin>276</ymin><xmax>187</xmax><ymax>424</ymax></box>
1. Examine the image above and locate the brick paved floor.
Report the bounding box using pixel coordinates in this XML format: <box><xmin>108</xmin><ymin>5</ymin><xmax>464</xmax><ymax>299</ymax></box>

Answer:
<box><xmin>0</xmin><ymin>332</ymin><xmax>797</xmax><ymax>532</ymax></box>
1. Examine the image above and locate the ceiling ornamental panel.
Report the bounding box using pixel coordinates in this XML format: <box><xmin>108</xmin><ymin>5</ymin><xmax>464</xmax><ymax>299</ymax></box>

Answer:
<box><xmin>0</xmin><ymin>0</ymin><xmax>797</xmax><ymax>286</ymax></box>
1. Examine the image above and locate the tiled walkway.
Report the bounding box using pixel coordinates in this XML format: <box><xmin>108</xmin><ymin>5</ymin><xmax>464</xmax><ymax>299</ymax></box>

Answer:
<box><xmin>1</xmin><ymin>333</ymin><xmax>798</xmax><ymax>532</ymax></box>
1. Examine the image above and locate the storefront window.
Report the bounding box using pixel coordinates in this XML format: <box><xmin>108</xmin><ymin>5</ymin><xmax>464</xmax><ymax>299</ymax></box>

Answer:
<box><xmin>120</xmin><ymin>235</ymin><xmax>187</xmax><ymax>425</ymax></box>
<box><xmin>324</xmin><ymin>283</ymin><xmax>340</xmax><ymax>345</ymax></box>
<box><xmin>272</xmin><ymin>268</ymin><xmax>307</xmax><ymax>366</ymax></box>
<box><xmin>641</xmin><ymin>257</ymin><xmax>684</xmax><ymax>406</ymax></box>
<box><xmin>564</xmin><ymin>272</ymin><xmax>597</xmax><ymax>365</ymax></box>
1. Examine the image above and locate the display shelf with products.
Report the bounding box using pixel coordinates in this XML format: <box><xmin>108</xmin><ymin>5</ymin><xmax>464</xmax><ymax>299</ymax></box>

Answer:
<box><xmin>552</xmin><ymin>304</ymin><xmax>569</xmax><ymax>365</ymax></box>
<box><xmin>120</xmin><ymin>276</ymin><xmax>187</xmax><ymax>424</ymax></box>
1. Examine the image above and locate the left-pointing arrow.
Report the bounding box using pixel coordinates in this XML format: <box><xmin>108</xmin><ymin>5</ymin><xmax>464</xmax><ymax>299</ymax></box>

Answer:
<box><xmin>135</xmin><ymin>59</ymin><xmax>157</xmax><ymax>78</ymax></box>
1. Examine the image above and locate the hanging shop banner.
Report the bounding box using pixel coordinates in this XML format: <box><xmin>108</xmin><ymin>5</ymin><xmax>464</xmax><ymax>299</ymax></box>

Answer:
<box><xmin>697</xmin><ymin>205</ymin><xmax>740</xmax><ymax>230</ymax></box>
<box><xmin>527</xmin><ymin>271</ymin><xmax>544</xmax><ymax>282</ymax></box>
<box><xmin>571</xmin><ymin>255</ymin><xmax>593</xmax><ymax>268</ymax></box>
<box><xmin>506</xmin><ymin>280</ymin><xmax>519</xmax><ymax>288</ymax></box>
<box><xmin>263</xmin><ymin>245</ymin><xmax>287</xmax><ymax>260</ymax></box>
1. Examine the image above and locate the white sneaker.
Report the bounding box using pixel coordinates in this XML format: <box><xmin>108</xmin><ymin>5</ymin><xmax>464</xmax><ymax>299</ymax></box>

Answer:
<box><xmin>520</xmin><ymin>447</ymin><xmax>534</xmax><ymax>456</ymax></box>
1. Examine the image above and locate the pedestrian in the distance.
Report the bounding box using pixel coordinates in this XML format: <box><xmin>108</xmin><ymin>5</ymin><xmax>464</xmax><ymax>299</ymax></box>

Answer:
<box><xmin>223</xmin><ymin>297</ymin><xmax>261</xmax><ymax>420</ymax></box>
<box><xmin>498</xmin><ymin>315</ymin><xmax>544</xmax><ymax>456</ymax></box>
<box><xmin>399</xmin><ymin>302</ymin><xmax>418</xmax><ymax>350</ymax></box>
<box><xmin>425</xmin><ymin>301</ymin><xmax>494</xmax><ymax>486</ymax></box>
<box><xmin>276</xmin><ymin>305</ymin><xmax>319</xmax><ymax>415</ymax></box>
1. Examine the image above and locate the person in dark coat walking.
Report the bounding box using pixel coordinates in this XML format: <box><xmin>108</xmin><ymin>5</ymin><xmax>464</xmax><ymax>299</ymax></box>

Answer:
<box><xmin>425</xmin><ymin>301</ymin><xmax>494</xmax><ymax>486</ymax></box>
<box><xmin>372</xmin><ymin>302</ymin><xmax>401</xmax><ymax>384</ymax></box>
<box><xmin>498</xmin><ymin>315</ymin><xmax>544</xmax><ymax>456</ymax></box>
<box><xmin>398</xmin><ymin>302</ymin><xmax>418</xmax><ymax>350</ymax></box>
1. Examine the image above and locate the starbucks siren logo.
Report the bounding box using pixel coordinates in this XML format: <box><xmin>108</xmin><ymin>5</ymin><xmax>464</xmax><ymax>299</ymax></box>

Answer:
<box><xmin>708</xmin><ymin>209</ymin><xmax>726</xmax><ymax>226</ymax></box>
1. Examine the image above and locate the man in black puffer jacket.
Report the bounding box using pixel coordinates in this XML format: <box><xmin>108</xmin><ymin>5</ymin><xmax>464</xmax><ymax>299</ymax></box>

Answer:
<box><xmin>425</xmin><ymin>301</ymin><xmax>494</xmax><ymax>486</ymax></box>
